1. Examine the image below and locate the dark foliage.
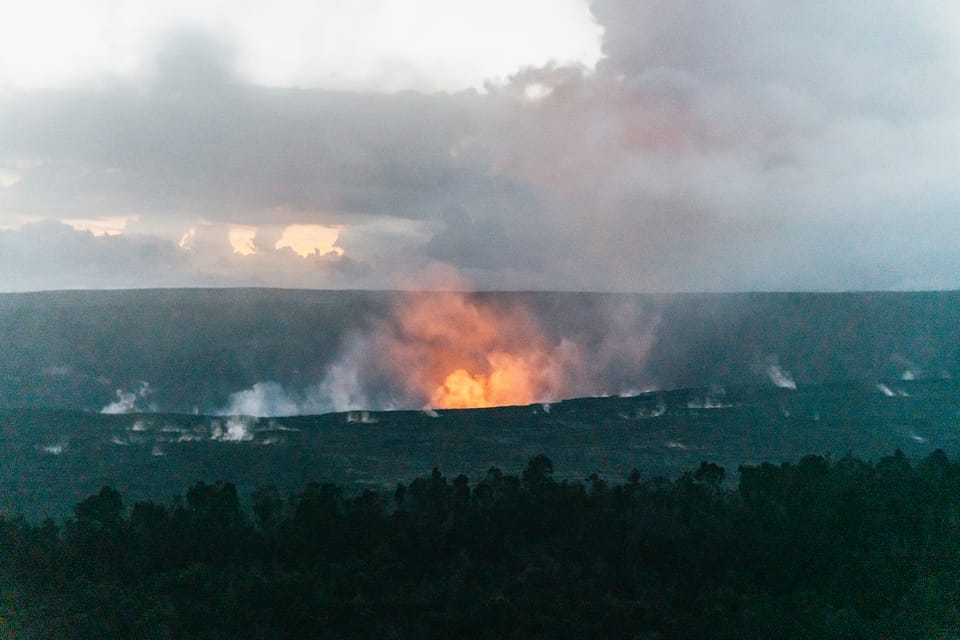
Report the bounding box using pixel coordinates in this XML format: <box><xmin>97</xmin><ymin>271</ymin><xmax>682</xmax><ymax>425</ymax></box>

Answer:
<box><xmin>3</xmin><ymin>451</ymin><xmax>960</xmax><ymax>638</ymax></box>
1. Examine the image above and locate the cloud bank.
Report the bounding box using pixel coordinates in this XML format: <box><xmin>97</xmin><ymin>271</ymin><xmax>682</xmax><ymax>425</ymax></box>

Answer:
<box><xmin>2</xmin><ymin>1</ymin><xmax>959</xmax><ymax>292</ymax></box>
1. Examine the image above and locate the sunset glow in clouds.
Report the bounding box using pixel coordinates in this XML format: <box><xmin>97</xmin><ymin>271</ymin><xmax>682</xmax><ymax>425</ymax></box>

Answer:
<box><xmin>275</xmin><ymin>225</ymin><xmax>343</xmax><ymax>258</ymax></box>
<box><xmin>2</xmin><ymin>1</ymin><xmax>960</xmax><ymax>293</ymax></box>
<box><xmin>61</xmin><ymin>216</ymin><xmax>137</xmax><ymax>237</ymax></box>
<box><xmin>228</xmin><ymin>226</ymin><xmax>258</xmax><ymax>256</ymax></box>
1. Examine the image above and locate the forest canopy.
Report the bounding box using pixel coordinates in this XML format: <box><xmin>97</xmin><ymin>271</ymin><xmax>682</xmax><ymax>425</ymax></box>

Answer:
<box><xmin>2</xmin><ymin>450</ymin><xmax>960</xmax><ymax>639</ymax></box>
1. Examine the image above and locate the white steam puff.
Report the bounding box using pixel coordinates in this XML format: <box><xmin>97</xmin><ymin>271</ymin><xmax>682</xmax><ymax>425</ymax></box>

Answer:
<box><xmin>877</xmin><ymin>383</ymin><xmax>910</xmax><ymax>398</ymax></box>
<box><xmin>41</xmin><ymin>441</ymin><xmax>66</xmax><ymax>455</ymax></box>
<box><xmin>210</xmin><ymin>417</ymin><xmax>256</xmax><ymax>442</ymax></box>
<box><xmin>101</xmin><ymin>381</ymin><xmax>153</xmax><ymax>414</ymax></box>
<box><xmin>766</xmin><ymin>364</ymin><xmax>797</xmax><ymax>390</ymax></box>
<box><xmin>217</xmin><ymin>369</ymin><xmax>371</xmax><ymax>418</ymax></box>
<box><xmin>301</xmin><ymin>356</ymin><xmax>372</xmax><ymax>413</ymax></box>
<box><xmin>220</xmin><ymin>382</ymin><xmax>299</xmax><ymax>417</ymax></box>
<box><xmin>346</xmin><ymin>411</ymin><xmax>378</xmax><ymax>424</ymax></box>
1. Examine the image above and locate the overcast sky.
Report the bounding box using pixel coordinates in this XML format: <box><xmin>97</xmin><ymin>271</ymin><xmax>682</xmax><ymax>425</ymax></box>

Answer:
<box><xmin>1</xmin><ymin>0</ymin><xmax>959</xmax><ymax>292</ymax></box>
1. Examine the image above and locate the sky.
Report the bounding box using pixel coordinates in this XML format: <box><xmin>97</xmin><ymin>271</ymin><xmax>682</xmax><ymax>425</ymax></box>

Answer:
<box><xmin>1</xmin><ymin>0</ymin><xmax>959</xmax><ymax>292</ymax></box>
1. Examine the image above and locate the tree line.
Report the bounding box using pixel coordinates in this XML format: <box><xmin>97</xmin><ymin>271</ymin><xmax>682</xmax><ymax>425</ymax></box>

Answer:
<box><xmin>2</xmin><ymin>450</ymin><xmax>960</xmax><ymax>638</ymax></box>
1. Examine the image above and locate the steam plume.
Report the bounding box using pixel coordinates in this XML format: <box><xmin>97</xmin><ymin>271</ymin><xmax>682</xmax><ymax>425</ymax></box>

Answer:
<box><xmin>101</xmin><ymin>382</ymin><xmax>153</xmax><ymax>414</ymax></box>
<box><xmin>216</xmin><ymin>291</ymin><xmax>659</xmax><ymax>416</ymax></box>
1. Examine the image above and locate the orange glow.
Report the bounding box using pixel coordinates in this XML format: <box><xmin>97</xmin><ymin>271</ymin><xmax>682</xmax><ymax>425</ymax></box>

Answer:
<box><xmin>430</xmin><ymin>351</ymin><xmax>539</xmax><ymax>408</ymax></box>
<box><xmin>432</xmin><ymin>369</ymin><xmax>488</xmax><ymax>408</ymax></box>
<box><xmin>275</xmin><ymin>224</ymin><xmax>344</xmax><ymax>258</ymax></box>
<box><xmin>383</xmin><ymin>291</ymin><xmax>576</xmax><ymax>409</ymax></box>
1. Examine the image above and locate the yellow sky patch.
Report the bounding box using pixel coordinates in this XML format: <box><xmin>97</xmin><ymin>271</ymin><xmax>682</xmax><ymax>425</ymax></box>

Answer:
<box><xmin>60</xmin><ymin>215</ymin><xmax>136</xmax><ymax>236</ymax></box>
<box><xmin>275</xmin><ymin>224</ymin><xmax>344</xmax><ymax>257</ymax></box>
<box><xmin>228</xmin><ymin>225</ymin><xmax>258</xmax><ymax>255</ymax></box>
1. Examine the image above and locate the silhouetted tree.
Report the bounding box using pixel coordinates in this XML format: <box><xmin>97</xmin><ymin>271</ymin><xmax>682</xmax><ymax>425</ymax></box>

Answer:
<box><xmin>522</xmin><ymin>454</ymin><xmax>554</xmax><ymax>491</ymax></box>
<box><xmin>7</xmin><ymin>450</ymin><xmax>960</xmax><ymax>639</ymax></box>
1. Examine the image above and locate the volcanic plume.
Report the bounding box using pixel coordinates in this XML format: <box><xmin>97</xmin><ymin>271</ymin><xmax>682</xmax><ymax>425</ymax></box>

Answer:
<box><xmin>379</xmin><ymin>291</ymin><xmax>579</xmax><ymax>409</ymax></box>
<box><xmin>216</xmin><ymin>290</ymin><xmax>659</xmax><ymax>415</ymax></box>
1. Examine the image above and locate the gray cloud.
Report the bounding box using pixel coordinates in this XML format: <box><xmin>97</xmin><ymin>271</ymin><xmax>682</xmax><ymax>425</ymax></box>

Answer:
<box><xmin>2</xmin><ymin>3</ymin><xmax>959</xmax><ymax>292</ymax></box>
<box><xmin>0</xmin><ymin>220</ymin><xmax>376</xmax><ymax>291</ymax></box>
<box><xmin>0</xmin><ymin>82</ymin><xmax>483</xmax><ymax>224</ymax></box>
<box><xmin>0</xmin><ymin>220</ymin><xmax>190</xmax><ymax>290</ymax></box>
<box><xmin>592</xmin><ymin>0</ymin><xmax>959</xmax><ymax>117</ymax></box>
<box><xmin>476</xmin><ymin>0</ymin><xmax>960</xmax><ymax>290</ymax></box>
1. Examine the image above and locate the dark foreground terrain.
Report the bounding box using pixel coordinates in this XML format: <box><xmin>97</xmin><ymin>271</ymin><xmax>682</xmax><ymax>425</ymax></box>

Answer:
<box><xmin>3</xmin><ymin>288</ymin><xmax>960</xmax><ymax>636</ymax></box>
<box><xmin>3</xmin><ymin>449</ymin><xmax>960</xmax><ymax>639</ymax></box>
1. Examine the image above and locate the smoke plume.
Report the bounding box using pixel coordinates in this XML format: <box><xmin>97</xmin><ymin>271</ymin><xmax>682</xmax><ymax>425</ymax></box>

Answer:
<box><xmin>373</xmin><ymin>291</ymin><xmax>579</xmax><ymax>409</ymax></box>
<box><xmin>217</xmin><ymin>291</ymin><xmax>659</xmax><ymax>416</ymax></box>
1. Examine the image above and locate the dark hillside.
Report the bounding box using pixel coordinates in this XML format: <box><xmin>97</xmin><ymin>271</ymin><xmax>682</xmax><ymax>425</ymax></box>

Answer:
<box><xmin>1</xmin><ymin>289</ymin><xmax>959</xmax><ymax>412</ymax></box>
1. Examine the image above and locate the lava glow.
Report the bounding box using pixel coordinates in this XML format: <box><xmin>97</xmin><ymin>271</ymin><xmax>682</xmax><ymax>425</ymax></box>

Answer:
<box><xmin>384</xmin><ymin>292</ymin><xmax>576</xmax><ymax>409</ymax></box>
<box><xmin>431</xmin><ymin>352</ymin><xmax>538</xmax><ymax>409</ymax></box>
